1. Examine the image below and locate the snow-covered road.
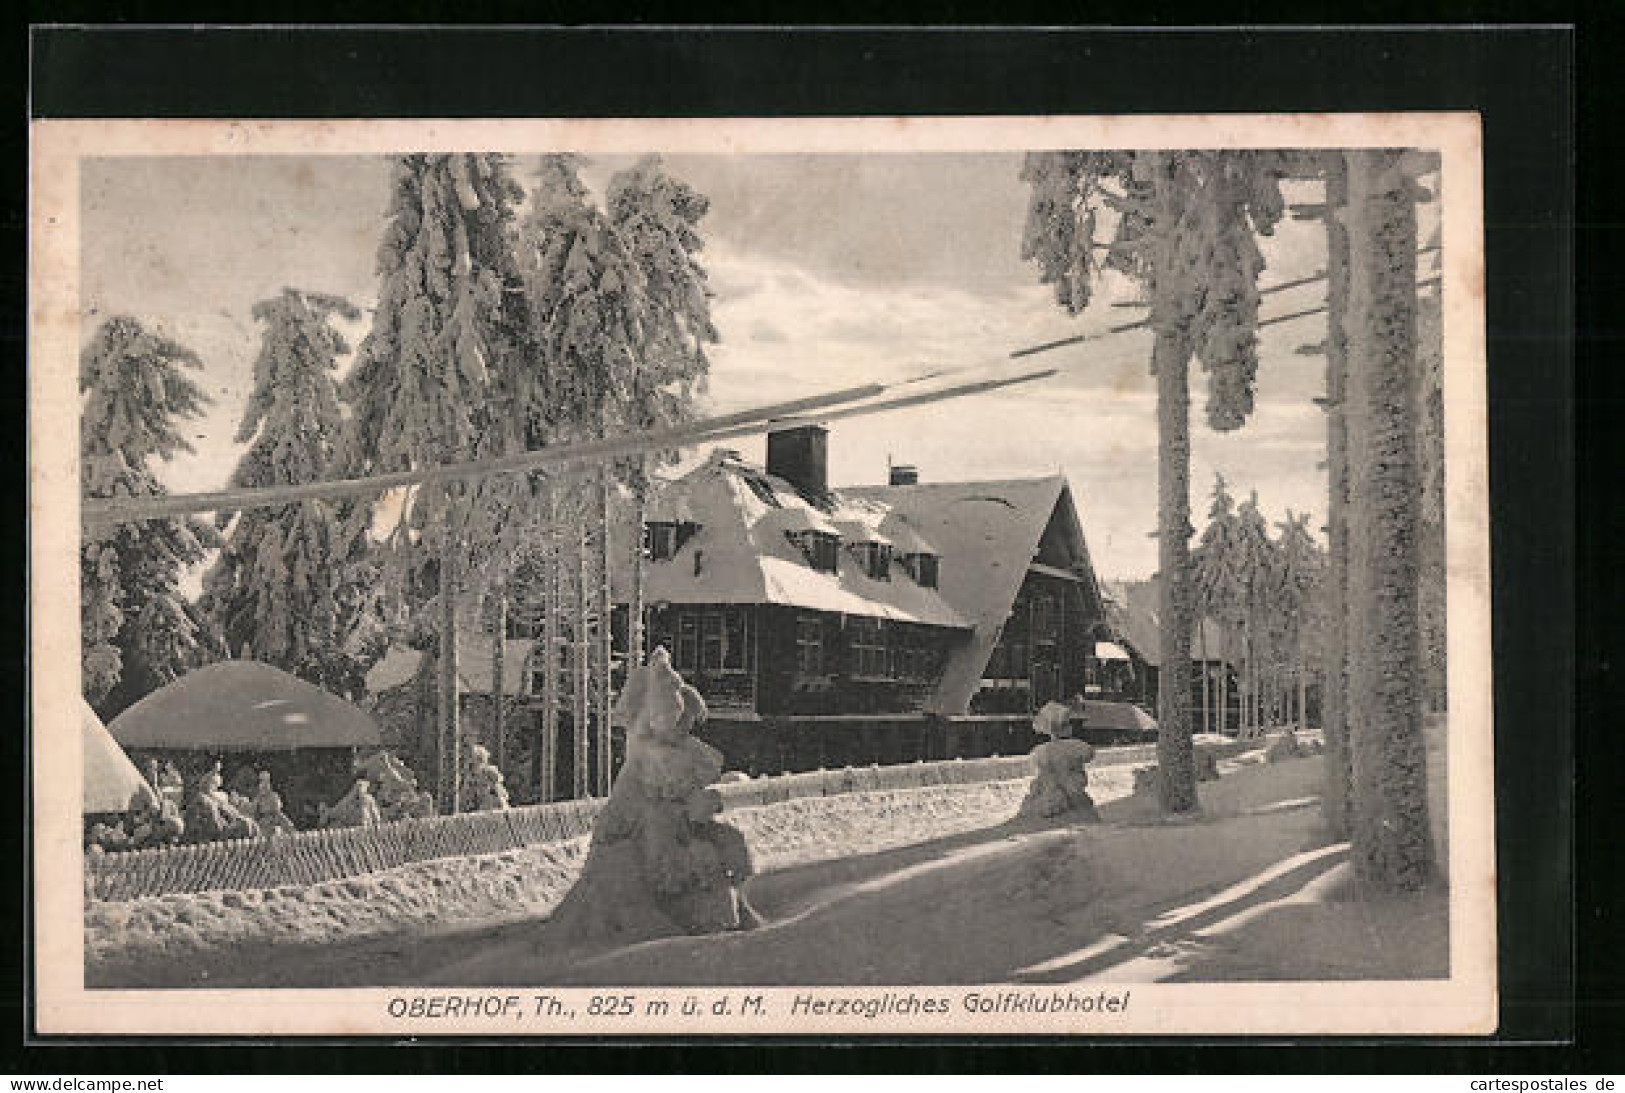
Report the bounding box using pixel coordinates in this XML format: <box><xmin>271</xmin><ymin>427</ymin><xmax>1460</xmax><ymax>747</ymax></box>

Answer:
<box><xmin>89</xmin><ymin>747</ymin><xmax>1446</xmax><ymax>989</ymax></box>
<box><xmin>426</xmin><ymin>756</ymin><xmax>1444</xmax><ymax>987</ymax></box>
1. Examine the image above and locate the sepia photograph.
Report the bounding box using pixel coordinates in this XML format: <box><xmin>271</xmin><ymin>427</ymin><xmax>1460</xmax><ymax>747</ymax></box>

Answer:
<box><xmin>29</xmin><ymin>113</ymin><xmax>1494</xmax><ymax>1036</ymax></box>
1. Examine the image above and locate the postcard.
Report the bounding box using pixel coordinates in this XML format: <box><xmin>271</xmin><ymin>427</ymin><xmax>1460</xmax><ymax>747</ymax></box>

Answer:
<box><xmin>31</xmin><ymin>112</ymin><xmax>1493</xmax><ymax>1036</ymax></box>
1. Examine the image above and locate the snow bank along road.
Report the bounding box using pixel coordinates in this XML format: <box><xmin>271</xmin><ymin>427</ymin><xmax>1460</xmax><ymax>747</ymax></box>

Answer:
<box><xmin>86</xmin><ymin>742</ymin><xmax>1312</xmax><ymax>988</ymax></box>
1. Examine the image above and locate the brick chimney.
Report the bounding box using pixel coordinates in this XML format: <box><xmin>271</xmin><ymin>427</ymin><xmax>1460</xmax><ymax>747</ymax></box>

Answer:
<box><xmin>766</xmin><ymin>423</ymin><xmax>828</xmax><ymax>497</ymax></box>
<box><xmin>888</xmin><ymin>463</ymin><xmax>919</xmax><ymax>486</ymax></box>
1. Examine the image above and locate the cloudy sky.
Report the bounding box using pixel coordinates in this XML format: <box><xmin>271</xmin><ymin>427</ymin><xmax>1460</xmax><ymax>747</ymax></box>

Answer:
<box><xmin>82</xmin><ymin>152</ymin><xmax>1372</xmax><ymax>580</ymax></box>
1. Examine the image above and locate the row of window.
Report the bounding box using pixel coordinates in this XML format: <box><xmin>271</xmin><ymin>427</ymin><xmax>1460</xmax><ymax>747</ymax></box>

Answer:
<box><xmin>848</xmin><ymin>541</ymin><xmax>893</xmax><ymax>582</ymax></box>
<box><xmin>514</xmin><ymin>608</ymin><xmax>948</xmax><ymax>690</ymax></box>
<box><xmin>796</xmin><ymin>614</ymin><xmax>945</xmax><ymax>681</ymax></box>
<box><xmin>510</xmin><ymin>520</ymin><xmax>939</xmax><ymax>596</ymax></box>
<box><xmin>784</xmin><ymin>530</ymin><xmax>939</xmax><ymax>589</ymax></box>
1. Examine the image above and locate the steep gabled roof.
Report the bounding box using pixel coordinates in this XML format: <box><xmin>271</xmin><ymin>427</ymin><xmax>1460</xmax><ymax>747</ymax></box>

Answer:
<box><xmin>83</xmin><ymin>699</ymin><xmax>148</xmax><ymax>813</ymax></box>
<box><xmin>362</xmin><ymin>635</ymin><xmax>543</xmax><ymax>698</ymax></box>
<box><xmin>632</xmin><ymin>450</ymin><xmax>970</xmax><ymax>629</ymax></box>
<box><xmin>847</xmin><ymin>475</ymin><xmax>1105</xmax><ymax>713</ymax></box>
<box><xmin>1100</xmin><ymin>578</ymin><xmax>1231</xmax><ymax>668</ymax></box>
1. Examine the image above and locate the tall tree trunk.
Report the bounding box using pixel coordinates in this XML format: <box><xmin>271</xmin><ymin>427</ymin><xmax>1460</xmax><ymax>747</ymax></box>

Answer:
<box><xmin>1322</xmin><ymin>155</ymin><xmax>1355</xmax><ymax>837</ymax></box>
<box><xmin>1199</xmin><ymin>620</ymin><xmax>1211</xmax><ymax>735</ymax></box>
<box><xmin>1343</xmin><ymin>149</ymin><xmax>1432</xmax><ymax>891</ymax></box>
<box><xmin>597</xmin><ymin>467</ymin><xmax>614</xmax><ymax>795</ymax></box>
<box><xmin>438</xmin><ymin>536</ymin><xmax>461</xmax><ymax>815</ymax></box>
<box><xmin>574</xmin><ymin>510</ymin><xmax>591</xmax><ymax>799</ymax></box>
<box><xmin>1297</xmin><ymin>646</ymin><xmax>1308</xmax><ymax>732</ymax></box>
<box><xmin>630</xmin><ymin>468</ymin><xmax>648</xmax><ymax>667</ymax></box>
<box><xmin>541</xmin><ymin>495</ymin><xmax>559</xmax><ymax>803</ymax></box>
<box><xmin>1242</xmin><ymin>624</ymin><xmax>1253</xmax><ymax>736</ymax></box>
<box><xmin>492</xmin><ymin>589</ymin><xmax>506</xmax><ymax>775</ymax></box>
<box><xmin>1153</xmin><ymin>323</ymin><xmax>1198</xmax><ymax>813</ymax></box>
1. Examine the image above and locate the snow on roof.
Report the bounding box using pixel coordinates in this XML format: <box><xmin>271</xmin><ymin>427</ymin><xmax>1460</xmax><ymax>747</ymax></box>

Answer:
<box><xmin>364</xmin><ymin>635</ymin><xmax>541</xmax><ymax>697</ymax></box>
<box><xmin>83</xmin><ymin>699</ymin><xmax>149</xmax><ymax>814</ymax></box>
<box><xmin>1100</xmin><ymin>578</ymin><xmax>1231</xmax><ymax>668</ymax></box>
<box><xmin>364</xmin><ymin>644</ymin><xmax>422</xmax><ymax>694</ymax></box>
<box><xmin>456</xmin><ymin>636</ymin><xmax>542</xmax><ymax>696</ymax></box>
<box><xmin>110</xmin><ymin>661</ymin><xmax>382</xmax><ymax>751</ymax></box>
<box><xmin>846</xmin><ymin>475</ymin><xmax>1090</xmax><ymax>713</ymax></box>
<box><xmin>633</xmin><ymin>451</ymin><xmax>969</xmax><ymax>630</ymax></box>
<box><xmin>1078</xmin><ymin>699</ymin><xmax>1158</xmax><ymax>737</ymax></box>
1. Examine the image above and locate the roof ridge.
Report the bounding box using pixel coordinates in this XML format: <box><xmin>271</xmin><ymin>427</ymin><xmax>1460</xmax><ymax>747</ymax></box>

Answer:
<box><xmin>845</xmin><ymin>473</ymin><xmax>1065</xmax><ymax>491</ymax></box>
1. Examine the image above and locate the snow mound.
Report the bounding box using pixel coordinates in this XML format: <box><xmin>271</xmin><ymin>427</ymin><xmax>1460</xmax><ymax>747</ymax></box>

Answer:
<box><xmin>91</xmin><ymin>770</ymin><xmax>1148</xmax><ymax>987</ymax></box>
<box><xmin>86</xmin><ymin>837</ymin><xmax>591</xmax><ymax>982</ymax></box>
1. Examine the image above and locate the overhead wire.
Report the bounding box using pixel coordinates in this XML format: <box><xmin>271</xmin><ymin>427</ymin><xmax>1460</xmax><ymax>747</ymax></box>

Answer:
<box><xmin>79</xmin><ymin>252</ymin><xmax>1445</xmax><ymax>528</ymax></box>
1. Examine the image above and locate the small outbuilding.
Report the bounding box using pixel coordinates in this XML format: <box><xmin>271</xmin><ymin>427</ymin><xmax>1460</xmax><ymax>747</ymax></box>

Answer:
<box><xmin>108</xmin><ymin>660</ymin><xmax>383</xmax><ymax>825</ymax></box>
<box><xmin>82</xmin><ymin>698</ymin><xmax>148</xmax><ymax>817</ymax></box>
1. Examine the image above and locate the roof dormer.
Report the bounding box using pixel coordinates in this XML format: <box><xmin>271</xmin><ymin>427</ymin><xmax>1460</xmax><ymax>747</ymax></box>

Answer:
<box><xmin>901</xmin><ymin>551</ymin><xmax>940</xmax><ymax>589</ymax></box>
<box><xmin>847</xmin><ymin>539</ymin><xmax>893</xmax><ymax>582</ymax></box>
<box><xmin>646</xmin><ymin>519</ymin><xmax>702</xmax><ymax>562</ymax></box>
<box><xmin>787</xmin><ymin>529</ymin><xmax>840</xmax><ymax>573</ymax></box>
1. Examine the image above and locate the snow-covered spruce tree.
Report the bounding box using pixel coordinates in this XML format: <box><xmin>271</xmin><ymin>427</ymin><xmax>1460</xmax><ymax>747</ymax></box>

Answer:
<box><xmin>79</xmin><ymin>317</ymin><xmax>222</xmax><ymax>714</ymax></box>
<box><xmin>606</xmin><ymin>155</ymin><xmax>719</xmax><ymax>666</ymax></box>
<box><xmin>1022</xmin><ymin>150</ymin><xmax>1287</xmax><ymax>812</ymax></box>
<box><xmin>199</xmin><ymin>289</ymin><xmax>385</xmax><ymax>697</ymax></box>
<box><xmin>1192</xmin><ymin>474</ymin><xmax>1241</xmax><ymax>735</ymax></box>
<box><xmin>519</xmin><ymin>154</ymin><xmax>654</xmax><ymax>798</ymax></box>
<box><xmin>1274</xmin><ymin>510</ymin><xmax>1325</xmax><ymax>731</ymax></box>
<box><xmin>80</xmin><ymin>535</ymin><xmax>124</xmax><ymax>707</ymax></box>
<box><xmin>1231</xmin><ymin>491</ymin><xmax>1275</xmax><ymax>736</ymax></box>
<box><xmin>341</xmin><ymin>153</ymin><xmax>528</xmax><ymax>812</ymax></box>
<box><xmin>1340</xmin><ymin>149</ymin><xmax>1434</xmax><ymax>891</ymax></box>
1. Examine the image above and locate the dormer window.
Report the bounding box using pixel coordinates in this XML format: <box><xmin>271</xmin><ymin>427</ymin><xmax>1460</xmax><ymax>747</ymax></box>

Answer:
<box><xmin>646</xmin><ymin>520</ymin><xmax>701</xmax><ymax>562</ymax></box>
<box><xmin>787</xmin><ymin>530</ymin><xmax>840</xmax><ymax>573</ymax></box>
<box><xmin>504</xmin><ymin>602</ymin><xmax>545</xmax><ymax>640</ymax></box>
<box><xmin>901</xmin><ymin>551</ymin><xmax>939</xmax><ymax>589</ymax></box>
<box><xmin>848</xmin><ymin>541</ymin><xmax>892</xmax><ymax>581</ymax></box>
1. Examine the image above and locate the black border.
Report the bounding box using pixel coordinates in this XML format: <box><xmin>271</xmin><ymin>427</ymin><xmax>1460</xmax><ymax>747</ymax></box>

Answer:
<box><xmin>19</xmin><ymin>24</ymin><xmax>1583</xmax><ymax>1073</ymax></box>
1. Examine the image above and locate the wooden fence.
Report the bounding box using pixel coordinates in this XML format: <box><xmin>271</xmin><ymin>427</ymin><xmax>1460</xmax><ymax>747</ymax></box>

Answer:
<box><xmin>86</xmin><ymin>754</ymin><xmax>1036</xmax><ymax>902</ymax></box>
<box><xmin>85</xmin><ymin>741</ymin><xmax>1263</xmax><ymax>903</ymax></box>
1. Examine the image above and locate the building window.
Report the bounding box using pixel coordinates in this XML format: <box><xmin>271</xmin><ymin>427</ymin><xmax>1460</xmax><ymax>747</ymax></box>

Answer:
<box><xmin>699</xmin><ymin>612</ymin><xmax>723</xmax><ymax>671</ymax></box>
<box><xmin>723</xmin><ymin>608</ymin><xmax>748</xmax><ymax>671</ymax></box>
<box><xmin>505</xmin><ymin>602</ymin><xmax>544</xmax><ymax>640</ymax></box>
<box><xmin>524</xmin><ymin>640</ymin><xmax>568</xmax><ymax>696</ymax></box>
<box><xmin>902</xmin><ymin>552</ymin><xmax>939</xmax><ymax>589</ymax></box>
<box><xmin>676</xmin><ymin>615</ymin><xmax>698</xmax><ymax>672</ymax></box>
<box><xmin>675</xmin><ymin>608</ymin><xmax>751</xmax><ymax>675</ymax></box>
<box><xmin>1032</xmin><ymin>593</ymin><xmax>1060</xmax><ymax>645</ymax></box>
<box><xmin>894</xmin><ymin>630</ymin><xmax>918</xmax><ymax>680</ymax></box>
<box><xmin>648</xmin><ymin>522</ymin><xmax>676</xmax><ymax>561</ymax></box>
<box><xmin>788</xmin><ymin>531</ymin><xmax>840</xmax><ymax>573</ymax></box>
<box><xmin>848</xmin><ymin>541</ymin><xmax>892</xmax><ymax>581</ymax></box>
<box><xmin>647</xmin><ymin>521</ymin><xmax>701</xmax><ymax>562</ymax></box>
<box><xmin>893</xmin><ymin>631</ymin><xmax>943</xmax><ymax>681</ymax></box>
<box><xmin>795</xmin><ymin>615</ymin><xmax>824</xmax><ymax>675</ymax></box>
<box><xmin>849</xmin><ymin>616</ymin><xmax>891</xmax><ymax>678</ymax></box>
